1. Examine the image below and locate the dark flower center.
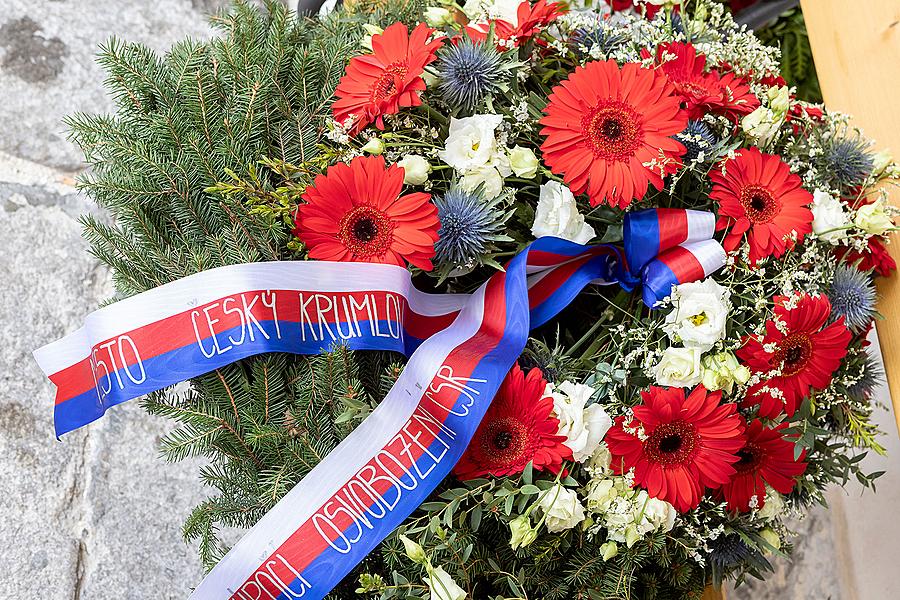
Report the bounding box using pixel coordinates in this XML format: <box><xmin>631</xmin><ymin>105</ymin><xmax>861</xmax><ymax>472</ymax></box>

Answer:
<box><xmin>734</xmin><ymin>443</ymin><xmax>763</xmax><ymax>473</ymax></box>
<box><xmin>582</xmin><ymin>101</ymin><xmax>643</xmax><ymax>161</ymax></box>
<box><xmin>740</xmin><ymin>184</ymin><xmax>781</xmax><ymax>223</ymax></box>
<box><xmin>370</xmin><ymin>62</ymin><xmax>408</xmax><ymax>102</ymax></box>
<box><xmin>494</xmin><ymin>430</ymin><xmax>513</xmax><ymax>450</ymax></box>
<box><xmin>775</xmin><ymin>332</ymin><xmax>813</xmax><ymax>377</ymax></box>
<box><xmin>644</xmin><ymin>420</ymin><xmax>699</xmax><ymax>467</ymax></box>
<box><xmin>481</xmin><ymin>416</ymin><xmax>528</xmax><ymax>465</ymax></box>
<box><xmin>338</xmin><ymin>205</ymin><xmax>394</xmax><ymax>258</ymax></box>
<box><xmin>352</xmin><ymin>218</ymin><xmax>378</xmax><ymax>241</ymax></box>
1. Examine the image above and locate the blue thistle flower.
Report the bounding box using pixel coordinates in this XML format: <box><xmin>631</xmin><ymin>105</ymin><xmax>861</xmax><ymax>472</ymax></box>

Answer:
<box><xmin>828</xmin><ymin>264</ymin><xmax>877</xmax><ymax>332</ymax></box>
<box><xmin>676</xmin><ymin>121</ymin><xmax>718</xmax><ymax>162</ymax></box>
<box><xmin>569</xmin><ymin>25</ymin><xmax>629</xmax><ymax>58</ymax></box>
<box><xmin>818</xmin><ymin>136</ymin><xmax>874</xmax><ymax>189</ymax></box>
<box><xmin>435</xmin><ymin>38</ymin><xmax>507</xmax><ymax>113</ymax></box>
<box><xmin>848</xmin><ymin>350</ymin><xmax>884</xmax><ymax>400</ymax></box>
<box><xmin>433</xmin><ymin>188</ymin><xmax>507</xmax><ymax>269</ymax></box>
<box><xmin>708</xmin><ymin>534</ymin><xmax>755</xmax><ymax>569</ymax></box>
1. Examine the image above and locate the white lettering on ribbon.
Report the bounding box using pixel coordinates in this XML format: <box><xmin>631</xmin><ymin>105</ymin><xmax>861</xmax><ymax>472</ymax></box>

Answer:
<box><xmin>89</xmin><ymin>335</ymin><xmax>146</xmax><ymax>402</ymax></box>
<box><xmin>191</xmin><ymin>291</ymin><xmax>282</xmax><ymax>359</ymax></box>
<box><xmin>309</xmin><ymin>366</ymin><xmax>473</xmax><ymax>556</ymax></box>
<box><xmin>298</xmin><ymin>292</ymin><xmax>404</xmax><ymax>344</ymax></box>
<box><xmin>232</xmin><ymin>553</ymin><xmax>312</xmax><ymax>599</ymax></box>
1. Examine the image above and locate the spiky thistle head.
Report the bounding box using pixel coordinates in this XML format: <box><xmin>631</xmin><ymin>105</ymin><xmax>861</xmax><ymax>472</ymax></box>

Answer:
<box><xmin>818</xmin><ymin>135</ymin><xmax>874</xmax><ymax>189</ymax></box>
<box><xmin>676</xmin><ymin>120</ymin><xmax>719</xmax><ymax>162</ymax></box>
<box><xmin>708</xmin><ymin>534</ymin><xmax>755</xmax><ymax>569</ymax></box>
<box><xmin>569</xmin><ymin>24</ymin><xmax>630</xmax><ymax>58</ymax></box>
<box><xmin>433</xmin><ymin>187</ymin><xmax>509</xmax><ymax>272</ymax></box>
<box><xmin>847</xmin><ymin>349</ymin><xmax>885</xmax><ymax>400</ymax></box>
<box><xmin>435</xmin><ymin>37</ymin><xmax>508</xmax><ymax>113</ymax></box>
<box><xmin>828</xmin><ymin>264</ymin><xmax>877</xmax><ymax>332</ymax></box>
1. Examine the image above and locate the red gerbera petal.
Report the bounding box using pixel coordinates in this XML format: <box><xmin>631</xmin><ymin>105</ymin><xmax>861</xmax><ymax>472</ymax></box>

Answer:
<box><xmin>454</xmin><ymin>365</ymin><xmax>572</xmax><ymax>480</ymax></box>
<box><xmin>835</xmin><ymin>236</ymin><xmax>898</xmax><ymax>277</ymax></box>
<box><xmin>737</xmin><ymin>294</ymin><xmax>852</xmax><ymax>418</ymax></box>
<box><xmin>293</xmin><ymin>155</ymin><xmax>440</xmax><ymax>270</ymax></box>
<box><xmin>605</xmin><ymin>385</ymin><xmax>746</xmax><ymax>513</ymax></box>
<box><xmin>712</xmin><ymin>147</ymin><xmax>814</xmax><ymax>265</ymax></box>
<box><xmin>466</xmin><ymin>1</ymin><xmax>565</xmax><ymax>49</ymax></box>
<box><xmin>332</xmin><ymin>22</ymin><xmax>443</xmax><ymax>135</ymax></box>
<box><xmin>722</xmin><ymin>420</ymin><xmax>807</xmax><ymax>512</ymax></box>
<box><xmin>647</xmin><ymin>42</ymin><xmax>760</xmax><ymax>122</ymax></box>
<box><xmin>539</xmin><ymin>60</ymin><xmax>687</xmax><ymax>209</ymax></box>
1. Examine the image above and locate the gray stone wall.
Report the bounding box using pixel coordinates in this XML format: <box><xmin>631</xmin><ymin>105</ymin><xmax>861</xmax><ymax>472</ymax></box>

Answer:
<box><xmin>0</xmin><ymin>1</ymin><xmax>228</xmax><ymax>597</ymax></box>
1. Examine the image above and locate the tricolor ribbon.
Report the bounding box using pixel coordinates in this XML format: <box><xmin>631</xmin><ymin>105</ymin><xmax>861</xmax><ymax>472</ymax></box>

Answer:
<box><xmin>33</xmin><ymin>209</ymin><xmax>724</xmax><ymax>599</ymax></box>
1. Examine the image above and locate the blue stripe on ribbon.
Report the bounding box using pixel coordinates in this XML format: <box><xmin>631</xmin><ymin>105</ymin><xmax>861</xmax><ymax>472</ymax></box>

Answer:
<box><xmin>623</xmin><ymin>210</ymin><xmax>661</xmax><ymax>274</ymax></box>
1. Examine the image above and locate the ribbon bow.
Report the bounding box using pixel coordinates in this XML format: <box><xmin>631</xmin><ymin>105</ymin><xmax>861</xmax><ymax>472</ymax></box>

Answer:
<box><xmin>619</xmin><ymin>208</ymin><xmax>726</xmax><ymax>307</ymax></box>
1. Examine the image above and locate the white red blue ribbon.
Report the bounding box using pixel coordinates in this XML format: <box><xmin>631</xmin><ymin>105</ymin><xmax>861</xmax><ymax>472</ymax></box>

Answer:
<box><xmin>33</xmin><ymin>209</ymin><xmax>724</xmax><ymax>599</ymax></box>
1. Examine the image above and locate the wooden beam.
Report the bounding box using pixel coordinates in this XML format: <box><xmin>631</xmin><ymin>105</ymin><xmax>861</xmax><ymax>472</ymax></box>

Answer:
<box><xmin>702</xmin><ymin>584</ymin><xmax>725</xmax><ymax>600</ymax></box>
<box><xmin>801</xmin><ymin>0</ymin><xmax>900</xmax><ymax>433</ymax></box>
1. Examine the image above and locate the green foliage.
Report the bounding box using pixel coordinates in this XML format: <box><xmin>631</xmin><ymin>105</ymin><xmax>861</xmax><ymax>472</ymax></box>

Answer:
<box><xmin>67</xmin><ymin>0</ymin><xmax>363</xmax><ymax>296</ymax></box>
<box><xmin>756</xmin><ymin>8</ymin><xmax>822</xmax><ymax>103</ymax></box>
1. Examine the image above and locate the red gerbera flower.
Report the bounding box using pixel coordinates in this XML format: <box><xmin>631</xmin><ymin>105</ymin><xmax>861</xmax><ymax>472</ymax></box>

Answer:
<box><xmin>721</xmin><ymin>420</ymin><xmax>807</xmax><ymax>513</ymax></box>
<box><xmin>454</xmin><ymin>364</ymin><xmax>572</xmax><ymax>480</ymax></box>
<box><xmin>835</xmin><ymin>236</ymin><xmax>897</xmax><ymax>277</ymax></box>
<box><xmin>466</xmin><ymin>0</ymin><xmax>565</xmax><ymax>49</ymax></box>
<box><xmin>332</xmin><ymin>22</ymin><xmax>443</xmax><ymax>135</ymax></box>
<box><xmin>605</xmin><ymin>385</ymin><xmax>746</xmax><ymax>513</ymax></box>
<box><xmin>294</xmin><ymin>155</ymin><xmax>440</xmax><ymax>270</ymax></box>
<box><xmin>540</xmin><ymin>60</ymin><xmax>687</xmax><ymax>208</ymax></box>
<box><xmin>737</xmin><ymin>294</ymin><xmax>852</xmax><ymax>418</ymax></box>
<box><xmin>648</xmin><ymin>42</ymin><xmax>760</xmax><ymax>121</ymax></box>
<box><xmin>712</xmin><ymin>147</ymin><xmax>814</xmax><ymax>265</ymax></box>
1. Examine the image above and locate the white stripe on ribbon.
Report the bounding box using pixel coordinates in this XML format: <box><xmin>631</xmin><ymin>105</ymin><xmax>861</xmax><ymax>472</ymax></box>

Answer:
<box><xmin>33</xmin><ymin>262</ymin><xmax>468</xmax><ymax>376</ymax></box>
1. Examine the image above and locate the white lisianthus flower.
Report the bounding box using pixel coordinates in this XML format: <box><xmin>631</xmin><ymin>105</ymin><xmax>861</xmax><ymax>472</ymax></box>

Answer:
<box><xmin>424</xmin><ymin>6</ymin><xmax>455</xmax><ymax>27</ymax></box>
<box><xmin>508</xmin><ymin>145</ymin><xmax>539</xmax><ymax>178</ymax></box>
<box><xmin>586</xmin><ymin>442</ymin><xmax>613</xmax><ymax>475</ymax></box>
<box><xmin>701</xmin><ymin>351</ymin><xmax>751</xmax><ymax>395</ymax></box>
<box><xmin>810</xmin><ymin>189</ymin><xmax>850</xmax><ymax>244</ymax></box>
<box><xmin>464</xmin><ymin>0</ymin><xmax>519</xmax><ymax>23</ymax></box>
<box><xmin>767</xmin><ymin>85</ymin><xmax>791</xmax><ymax>113</ymax></box>
<box><xmin>652</xmin><ymin>346</ymin><xmax>703</xmax><ymax>387</ymax></box>
<box><xmin>586</xmin><ymin>477</ymin><xmax>618</xmax><ymax>513</ymax></box>
<box><xmin>532</xmin><ymin>181</ymin><xmax>596</xmax><ymax>244</ymax></box>
<box><xmin>741</xmin><ymin>106</ymin><xmax>782</xmax><ymax>148</ymax></box>
<box><xmin>426</xmin><ymin>566</ymin><xmax>467</xmax><ymax>600</ymax></box>
<box><xmin>854</xmin><ymin>199</ymin><xmax>894</xmax><ymax>235</ymax></box>
<box><xmin>872</xmin><ymin>148</ymin><xmax>900</xmax><ymax>178</ymax></box>
<box><xmin>663</xmin><ymin>278</ymin><xmax>730</xmax><ymax>351</ymax></box>
<box><xmin>439</xmin><ymin>114</ymin><xmax>506</xmax><ymax>173</ymax></box>
<box><xmin>548</xmin><ymin>381</ymin><xmax>612</xmax><ymax>462</ymax></box>
<box><xmin>360</xmin><ymin>137</ymin><xmax>384</xmax><ymax>155</ymax></box>
<box><xmin>397</xmin><ymin>155</ymin><xmax>432</xmax><ymax>185</ymax></box>
<box><xmin>642</xmin><ymin>496</ymin><xmax>677</xmax><ymax>533</ymax></box>
<box><xmin>537</xmin><ymin>484</ymin><xmax>586</xmax><ymax>533</ymax></box>
<box><xmin>458</xmin><ymin>165</ymin><xmax>505</xmax><ymax>199</ymax></box>
<box><xmin>509</xmin><ymin>514</ymin><xmax>537</xmax><ymax>550</ymax></box>
<box><xmin>756</xmin><ymin>486</ymin><xmax>786</xmax><ymax>521</ymax></box>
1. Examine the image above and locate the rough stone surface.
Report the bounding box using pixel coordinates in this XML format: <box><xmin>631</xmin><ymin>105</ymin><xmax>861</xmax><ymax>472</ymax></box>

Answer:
<box><xmin>0</xmin><ymin>0</ymin><xmax>233</xmax><ymax>597</ymax></box>
<box><xmin>0</xmin><ymin>153</ymin><xmax>208</xmax><ymax>598</ymax></box>
<box><xmin>0</xmin><ymin>0</ymin><xmax>231</xmax><ymax>170</ymax></box>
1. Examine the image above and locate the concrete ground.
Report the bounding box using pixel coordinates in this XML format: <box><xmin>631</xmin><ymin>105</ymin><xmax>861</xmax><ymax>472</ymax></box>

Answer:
<box><xmin>1</xmin><ymin>1</ymin><xmax>898</xmax><ymax>598</ymax></box>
